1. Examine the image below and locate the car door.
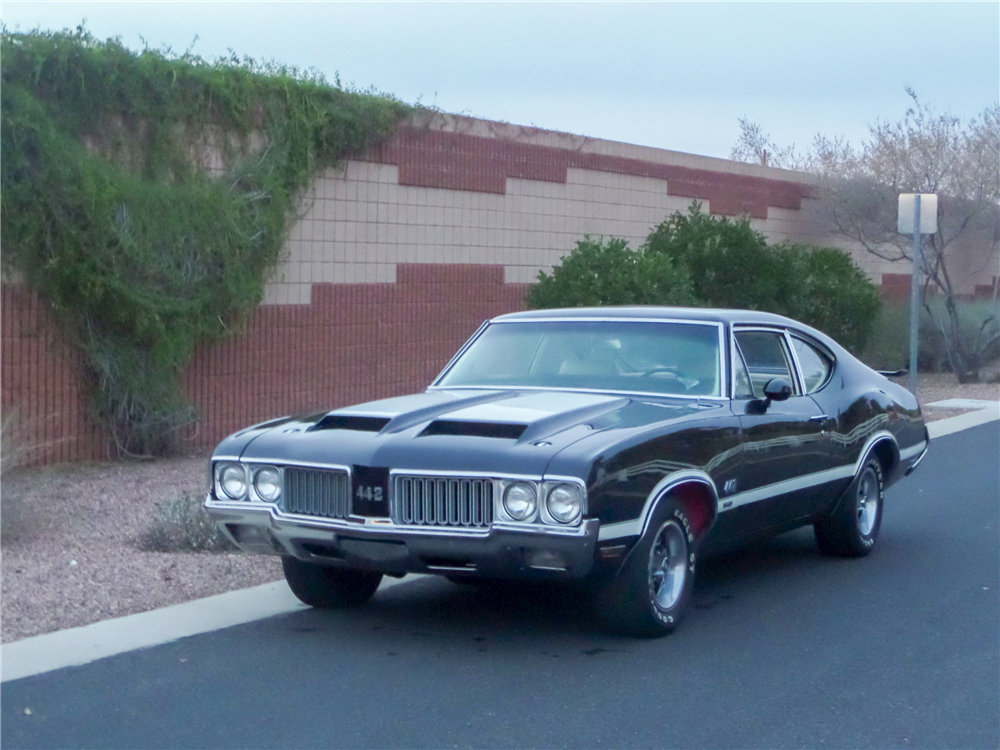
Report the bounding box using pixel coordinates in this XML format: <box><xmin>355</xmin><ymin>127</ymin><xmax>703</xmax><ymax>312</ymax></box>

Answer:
<box><xmin>787</xmin><ymin>333</ymin><xmax>848</xmax><ymax>467</ymax></box>
<box><xmin>721</xmin><ymin>327</ymin><xmax>834</xmax><ymax>535</ymax></box>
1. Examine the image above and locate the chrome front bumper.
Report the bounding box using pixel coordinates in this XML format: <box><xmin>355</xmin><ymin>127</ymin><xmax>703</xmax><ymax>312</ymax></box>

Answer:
<box><xmin>206</xmin><ymin>497</ymin><xmax>599</xmax><ymax>579</ymax></box>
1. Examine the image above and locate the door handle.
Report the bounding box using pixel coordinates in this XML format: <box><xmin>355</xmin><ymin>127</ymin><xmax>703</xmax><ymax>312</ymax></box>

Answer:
<box><xmin>809</xmin><ymin>415</ymin><xmax>829</xmax><ymax>422</ymax></box>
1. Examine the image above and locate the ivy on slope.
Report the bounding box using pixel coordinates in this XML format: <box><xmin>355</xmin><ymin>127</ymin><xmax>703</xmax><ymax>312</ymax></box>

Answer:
<box><xmin>1</xmin><ymin>27</ymin><xmax>411</xmax><ymax>455</ymax></box>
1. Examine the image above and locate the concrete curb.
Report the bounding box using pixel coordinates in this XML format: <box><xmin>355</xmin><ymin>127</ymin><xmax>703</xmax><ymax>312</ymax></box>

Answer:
<box><xmin>3</xmin><ymin>408</ymin><xmax>997</xmax><ymax>683</ymax></box>
<box><xmin>1</xmin><ymin>576</ymin><xmax>417</xmax><ymax>683</ymax></box>
<box><xmin>927</xmin><ymin>405</ymin><xmax>1000</xmax><ymax>439</ymax></box>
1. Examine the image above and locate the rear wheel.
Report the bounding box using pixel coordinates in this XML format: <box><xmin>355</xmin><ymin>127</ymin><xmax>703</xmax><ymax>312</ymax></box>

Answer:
<box><xmin>815</xmin><ymin>458</ymin><xmax>884</xmax><ymax>557</ymax></box>
<box><xmin>594</xmin><ymin>499</ymin><xmax>696</xmax><ymax>637</ymax></box>
<box><xmin>282</xmin><ymin>557</ymin><xmax>383</xmax><ymax>608</ymax></box>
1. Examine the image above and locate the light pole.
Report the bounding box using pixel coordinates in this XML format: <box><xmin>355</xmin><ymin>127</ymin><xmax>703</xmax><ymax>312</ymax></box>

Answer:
<box><xmin>897</xmin><ymin>193</ymin><xmax>938</xmax><ymax>400</ymax></box>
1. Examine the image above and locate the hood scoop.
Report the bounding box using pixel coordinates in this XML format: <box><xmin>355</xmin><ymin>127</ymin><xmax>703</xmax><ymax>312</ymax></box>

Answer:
<box><xmin>420</xmin><ymin>420</ymin><xmax>528</xmax><ymax>440</ymax></box>
<box><xmin>310</xmin><ymin>415</ymin><xmax>391</xmax><ymax>433</ymax></box>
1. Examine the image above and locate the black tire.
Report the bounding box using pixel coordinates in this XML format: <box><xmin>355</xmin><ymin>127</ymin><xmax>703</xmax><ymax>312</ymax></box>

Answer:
<box><xmin>282</xmin><ymin>557</ymin><xmax>383</xmax><ymax>608</ymax></box>
<box><xmin>815</xmin><ymin>457</ymin><xmax>884</xmax><ymax>557</ymax></box>
<box><xmin>593</xmin><ymin>499</ymin><xmax>696</xmax><ymax>637</ymax></box>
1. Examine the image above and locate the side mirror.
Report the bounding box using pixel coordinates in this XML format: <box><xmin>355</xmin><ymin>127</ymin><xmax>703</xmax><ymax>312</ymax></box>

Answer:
<box><xmin>763</xmin><ymin>378</ymin><xmax>793</xmax><ymax>402</ymax></box>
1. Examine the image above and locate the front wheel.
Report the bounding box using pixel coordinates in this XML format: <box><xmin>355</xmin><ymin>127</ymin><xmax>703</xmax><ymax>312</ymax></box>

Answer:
<box><xmin>815</xmin><ymin>458</ymin><xmax>884</xmax><ymax>557</ymax></box>
<box><xmin>282</xmin><ymin>557</ymin><xmax>383</xmax><ymax>608</ymax></box>
<box><xmin>593</xmin><ymin>500</ymin><xmax>696</xmax><ymax>637</ymax></box>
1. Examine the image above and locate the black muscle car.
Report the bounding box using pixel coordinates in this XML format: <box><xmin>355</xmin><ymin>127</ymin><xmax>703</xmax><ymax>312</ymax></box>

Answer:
<box><xmin>205</xmin><ymin>307</ymin><xmax>929</xmax><ymax>636</ymax></box>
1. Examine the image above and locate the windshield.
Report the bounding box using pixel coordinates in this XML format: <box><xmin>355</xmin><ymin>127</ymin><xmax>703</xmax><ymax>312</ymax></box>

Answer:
<box><xmin>437</xmin><ymin>320</ymin><xmax>724</xmax><ymax>397</ymax></box>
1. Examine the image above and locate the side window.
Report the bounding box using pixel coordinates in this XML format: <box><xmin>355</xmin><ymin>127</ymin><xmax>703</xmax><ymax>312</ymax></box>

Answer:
<box><xmin>733</xmin><ymin>345</ymin><xmax>755</xmax><ymax>399</ymax></box>
<box><xmin>792</xmin><ymin>337</ymin><xmax>833</xmax><ymax>393</ymax></box>
<box><xmin>734</xmin><ymin>330</ymin><xmax>797</xmax><ymax>398</ymax></box>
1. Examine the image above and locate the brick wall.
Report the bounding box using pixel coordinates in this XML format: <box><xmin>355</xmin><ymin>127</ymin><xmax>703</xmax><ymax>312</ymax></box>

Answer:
<box><xmin>2</xmin><ymin>285</ymin><xmax>114</xmax><ymax>465</ymax></box>
<box><xmin>265</xmin><ymin>117</ymin><xmax>825</xmax><ymax>305</ymax></box>
<box><xmin>3</xmin><ymin>266</ymin><xmax>525</xmax><ymax>465</ymax></box>
<box><xmin>183</xmin><ymin>264</ymin><xmax>526</xmax><ymax>449</ymax></box>
<box><xmin>4</xmin><ymin>112</ymin><xmax>995</xmax><ymax>465</ymax></box>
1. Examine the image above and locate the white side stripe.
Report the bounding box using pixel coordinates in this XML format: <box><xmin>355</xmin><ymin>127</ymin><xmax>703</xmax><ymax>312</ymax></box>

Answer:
<box><xmin>719</xmin><ymin>465</ymin><xmax>855</xmax><ymax>511</ymax></box>
<box><xmin>598</xmin><ymin>434</ymin><xmax>926</xmax><ymax>543</ymax></box>
<box><xmin>597</xmin><ymin>463</ymin><xmax>855</xmax><ymax>542</ymax></box>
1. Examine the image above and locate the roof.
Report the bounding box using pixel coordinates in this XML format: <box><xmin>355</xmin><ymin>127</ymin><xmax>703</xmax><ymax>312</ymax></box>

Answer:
<box><xmin>494</xmin><ymin>306</ymin><xmax>802</xmax><ymax>327</ymax></box>
<box><xmin>491</xmin><ymin>306</ymin><xmax>845</xmax><ymax>353</ymax></box>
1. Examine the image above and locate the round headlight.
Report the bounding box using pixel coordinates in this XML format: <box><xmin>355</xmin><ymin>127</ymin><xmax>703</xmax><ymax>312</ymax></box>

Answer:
<box><xmin>253</xmin><ymin>466</ymin><xmax>281</xmax><ymax>502</ymax></box>
<box><xmin>546</xmin><ymin>483</ymin><xmax>583</xmax><ymax>524</ymax></box>
<box><xmin>503</xmin><ymin>482</ymin><xmax>537</xmax><ymax>521</ymax></box>
<box><xmin>220</xmin><ymin>463</ymin><xmax>248</xmax><ymax>499</ymax></box>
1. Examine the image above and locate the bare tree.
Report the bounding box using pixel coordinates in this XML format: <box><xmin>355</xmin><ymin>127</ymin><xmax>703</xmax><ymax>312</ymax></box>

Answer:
<box><xmin>729</xmin><ymin>117</ymin><xmax>802</xmax><ymax>168</ymax></box>
<box><xmin>734</xmin><ymin>92</ymin><xmax>1000</xmax><ymax>382</ymax></box>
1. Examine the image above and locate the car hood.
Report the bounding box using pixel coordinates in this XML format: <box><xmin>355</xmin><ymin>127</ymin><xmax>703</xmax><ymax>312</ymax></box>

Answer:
<box><xmin>214</xmin><ymin>389</ymin><xmax>716</xmax><ymax>478</ymax></box>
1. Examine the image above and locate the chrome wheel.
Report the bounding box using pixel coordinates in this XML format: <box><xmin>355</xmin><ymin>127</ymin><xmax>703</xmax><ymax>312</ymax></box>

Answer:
<box><xmin>815</xmin><ymin>458</ymin><xmax>883</xmax><ymax>558</ymax></box>
<box><xmin>856</xmin><ymin>466</ymin><xmax>879</xmax><ymax>536</ymax></box>
<box><xmin>648</xmin><ymin>519</ymin><xmax>689</xmax><ymax>611</ymax></box>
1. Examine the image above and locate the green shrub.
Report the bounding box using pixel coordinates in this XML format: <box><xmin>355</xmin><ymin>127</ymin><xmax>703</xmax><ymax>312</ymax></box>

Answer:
<box><xmin>534</xmin><ymin>204</ymin><xmax>882</xmax><ymax>352</ymax></box>
<box><xmin>777</xmin><ymin>244</ymin><xmax>883</xmax><ymax>353</ymax></box>
<box><xmin>138</xmin><ymin>492</ymin><xmax>236</xmax><ymax>553</ymax></box>
<box><xmin>862</xmin><ymin>298</ymin><xmax>1000</xmax><ymax>373</ymax></box>
<box><xmin>1</xmin><ymin>28</ymin><xmax>410</xmax><ymax>456</ymax></box>
<box><xmin>644</xmin><ymin>203</ymin><xmax>881</xmax><ymax>352</ymax></box>
<box><xmin>860</xmin><ymin>301</ymin><xmax>912</xmax><ymax>371</ymax></box>
<box><xmin>645</xmin><ymin>203</ymin><xmax>790</xmax><ymax>311</ymax></box>
<box><xmin>526</xmin><ymin>236</ymin><xmax>696</xmax><ymax>309</ymax></box>
<box><xmin>860</xmin><ymin>301</ymin><xmax>945</xmax><ymax>372</ymax></box>
<box><xmin>923</xmin><ymin>298</ymin><xmax>1000</xmax><ymax>375</ymax></box>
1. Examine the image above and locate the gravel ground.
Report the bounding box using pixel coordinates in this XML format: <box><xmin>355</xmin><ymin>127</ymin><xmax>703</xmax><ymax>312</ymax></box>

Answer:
<box><xmin>2</xmin><ymin>373</ymin><xmax>998</xmax><ymax>644</ymax></box>
<box><xmin>2</xmin><ymin>456</ymin><xmax>282</xmax><ymax>643</ymax></box>
<box><xmin>889</xmin><ymin>371</ymin><xmax>1000</xmax><ymax>422</ymax></box>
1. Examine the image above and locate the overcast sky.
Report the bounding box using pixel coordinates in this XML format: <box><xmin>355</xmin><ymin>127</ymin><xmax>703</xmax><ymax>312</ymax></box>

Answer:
<box><xmin>4</xmin><ymin>2</ymin><xmax>998</xmax><ymax>160</ymax></box>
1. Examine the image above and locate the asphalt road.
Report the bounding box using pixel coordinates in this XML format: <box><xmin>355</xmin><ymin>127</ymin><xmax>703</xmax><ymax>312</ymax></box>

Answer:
<box><xmin>3</xmin><ymin>423</ymin><xmax>998</xmax><ymax>749</ymax></box>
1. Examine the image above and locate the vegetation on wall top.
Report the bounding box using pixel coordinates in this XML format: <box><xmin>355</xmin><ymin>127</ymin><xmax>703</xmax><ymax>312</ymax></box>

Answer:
<box><xmin>1</xmin><ymin>27</ymin><xmax>412</xmax><ymax>455</ymax></box>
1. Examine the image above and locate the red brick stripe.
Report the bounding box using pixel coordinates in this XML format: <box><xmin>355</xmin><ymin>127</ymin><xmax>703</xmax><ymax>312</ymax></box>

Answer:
<box><xmin>369</xmin><ymin>127</ymin><xmax>812</xmax><ymax>219</ymax></box>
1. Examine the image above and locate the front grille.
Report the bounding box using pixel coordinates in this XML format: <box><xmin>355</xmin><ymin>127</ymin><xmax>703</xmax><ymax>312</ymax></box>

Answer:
<box><xmin>392</xmin><ymin>476</ymin><xmax>495</xmax><ymax>528</ymax></box>
<box><xmin>283</xmin><ymin>467</ymin><xmax>350</xmax><ymax>519</ymax></box>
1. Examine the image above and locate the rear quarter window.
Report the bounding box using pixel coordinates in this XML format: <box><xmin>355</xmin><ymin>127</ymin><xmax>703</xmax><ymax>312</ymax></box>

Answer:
<box><xmin>792</xmin><ymin>337</ymin><xmax>834</xmax><ymax>393</ymax></box>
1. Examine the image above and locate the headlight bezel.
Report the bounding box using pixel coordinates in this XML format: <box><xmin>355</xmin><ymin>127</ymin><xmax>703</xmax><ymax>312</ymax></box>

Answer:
<box><xmin>217</xmin><ymin>462</ymin><xmax>249</xmax><ymax>500</ymax></box>
<box><xmin>501</xmin><ymin>481</ymin><xmax>538</xmax><ymax>522</ymax></box>
<box><xmin>252</xmin><ymin>465</ymin><xmax>282</xmax><ymax>503</ymax></box>
<box><xmin>215</xmin><ymin>462</ymin><xmax>283</xmax><ymax>503</ymax></box>
<box><xmin>544</xmin><ymin>482</ymin><xmax>584</xmax><ymax>524</ymax></box>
